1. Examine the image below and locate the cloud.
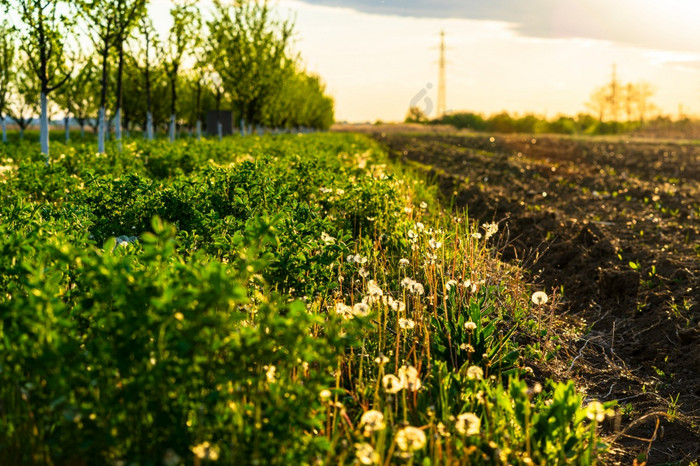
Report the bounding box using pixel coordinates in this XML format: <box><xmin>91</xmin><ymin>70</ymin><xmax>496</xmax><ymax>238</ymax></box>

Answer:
<box><xmin>296</xmin><ymin>0</ymin><xmax>700</xmax><ymax>53</ymax></box>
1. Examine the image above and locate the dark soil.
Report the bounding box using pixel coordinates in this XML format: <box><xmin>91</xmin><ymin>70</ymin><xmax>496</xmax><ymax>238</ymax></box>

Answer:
<box><xmin>374</xmin><ymin>131</ymin><xmax>700</xmax><ymax>464</ymax></box>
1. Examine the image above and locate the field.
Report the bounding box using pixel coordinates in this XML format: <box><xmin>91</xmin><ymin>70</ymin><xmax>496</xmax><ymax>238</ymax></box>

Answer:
<box><xmin>371</xmin><ymin>130</ymin><xmax>700</xmax><ymax>463</ymax></box>
<box><xmin>0</xmin><ymin>130</ymin><xmax>697</xmax><ymax>464</ymax></box>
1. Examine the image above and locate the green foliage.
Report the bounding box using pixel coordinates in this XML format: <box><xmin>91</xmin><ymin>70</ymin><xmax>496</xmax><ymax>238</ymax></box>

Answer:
<box><xmin>0</xmin><ymin>133</ymin><xmax>605</xmax><ymax>464</ymax></box>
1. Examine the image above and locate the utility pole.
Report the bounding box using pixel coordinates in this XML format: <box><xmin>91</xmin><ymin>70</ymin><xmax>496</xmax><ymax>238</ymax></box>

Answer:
<box><xmin>437</xmin><ymin>30</ymin><xmax>446</xmax><ymax>118</ymax></box>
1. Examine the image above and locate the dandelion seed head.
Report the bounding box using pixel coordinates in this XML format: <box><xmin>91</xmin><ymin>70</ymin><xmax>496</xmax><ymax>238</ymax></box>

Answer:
<box><xmin>360</xmin><ymin>410</ymin><xmax>385</xmax><ymax>432</ymax></box>
<box><xmin>466</xmin><ymin>366</ymin><xmax>484</xmax><ymax>380</ymax></box>
<box><xmin>399</xmin><ymin>365</ymin><xmax>422</xmax><ymax>391</ymax></box>
<box><xmin>395</xmin><ymin>426</ymin><xmax>426</xmax><ymax>451</ymax></box>
<box><xmin>398</xmin><ymin>318</ymin><xmax>416</xmax><ymax>330</ymax></box>
<box><xmin>355</xmin><ymin>442</ymin><xmax>379</xmax><ymax>465</ymax></box>
<box><xmin>374</xmin><ymin>354</ymin><xmax>389</xmax><ymax>366</ymax></box>
<box><xmin>455</xmin><ymin>413</ymin><xmax>481</xmax><ymax>436</ymax></box>
<box><xmin>531</xmin><ymin>291</ymin><xmax>548</xmax><ymax>305</ymax></box>
<box><xmin>382</xmin><ymin>374</ymin><xmax>402</xmax><ymax>394</ymax></box>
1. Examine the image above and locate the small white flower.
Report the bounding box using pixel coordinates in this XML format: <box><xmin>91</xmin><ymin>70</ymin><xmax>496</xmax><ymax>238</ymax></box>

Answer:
<box><xmin>404</xmin><ymin>207</ymin><xmax>413</xmax><ymax>214</ymax></box>
<box><xmin>358</xmin><ymin>267</ymin><xmax>369</xmax><ymax>278</ymax></box>
<box><xmin>320</xmin><ymin>232</ymin><xmax>336</xmax><ymax>245</ymax></box>
<box><xmin>428</xmin><ymin>238</ymin><xmax>442</xmax><ymax>249</ymax></box>
<box><xmin>464</xmin><ymin>321</ymin><xmax>477</xmax><ymax>331</ymax></box>
<box><xmin>419</xmin><ymin>202</ymin><xmax>428</xmax><ymax>210</ymax></box>
<box><xmin>407</xmin><ymin>230</ymin><xmax>418</xmax><ymax>241</ymax></box>
<box><xmin>398</xmin><ymin>258</ymin><xmax>410</xmax><ymax>267</ymax></box>
<box><xmin>482</xmin><ymin>222</ymin><xmax>499</xmax><ymax>240</ymax></box>
<box><xmin>462</xmin><ymin>279</ymin><xmax>478</xmax><ymax>293</ymax></box>
<box><xmin>415</xmin><ymin>222</ymin><xmax>425</xmax><ymax>231</ymax></box>
<box><xmin>445</xmin><ymin>279</ymin><xmax>458</xmax><ymax>292</ymax></box>
<box><xmin>471</xmin><ymin>232</ymin><xmax>482</xmax><ymax>240</ymax></box>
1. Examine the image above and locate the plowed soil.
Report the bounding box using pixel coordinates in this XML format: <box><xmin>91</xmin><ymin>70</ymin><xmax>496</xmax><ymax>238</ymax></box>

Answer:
<box><xmin>374</xmin><ymin>131</ymin><xmax>700</xmax><ymax>464</ymax></box>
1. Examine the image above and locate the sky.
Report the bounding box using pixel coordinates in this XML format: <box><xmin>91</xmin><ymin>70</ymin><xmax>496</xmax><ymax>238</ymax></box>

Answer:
<box><xmin>151</xmin><ymin>0</ymin><xmax>700</xmax><ymax>123</ymax></box>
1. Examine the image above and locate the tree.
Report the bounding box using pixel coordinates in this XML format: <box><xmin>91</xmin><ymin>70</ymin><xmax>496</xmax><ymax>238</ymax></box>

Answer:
<box><xmin>209</xmin><ymin>0</ymin><xmax>293</xmax><ymax>134</ymax></box>
<box><xmin>81</xmin><ymin>0</ymin><xmax>146</xmax><ymax>153</ymax></box>
<box><xmin>0</xmin><ymin>20</ymin><xmax>15</xmax><ymax>143</ymax></box>
<box><xmin>586</xmin><ymin>85</ymin><xmax>609</xmax><ymax>122</ymax></box>
<box><xmin>7</xmin><ymin>58</ymin><xmax>40</xmax><ymax>139</ymax></box>
<box><xmin>405</xmin><ymin>106</ymin><xmax>428</xmax><ymax>123</ymax></box>
<box><xmin>164</xmin><ymin>0</ymin><xmax>201</xmax><ymax>142</ymax></box>
<box><xmin>55</xmin><ymin>55</ymin><xmax>100</xmax><ymax>138</ymax></box>
<box><xmin>13</xmin><ymin>0</ymin><xmax>74</xmax><ymax>161</ymax></box>
<box><xmin>113</xmin><ymin>0</ymin><xmax>147</xmax><ymax>146</ymax></box>
<box><xmin>635</xmin><ymin>82</ymin><xmax>655</xmax><ymax>123</ymax></box>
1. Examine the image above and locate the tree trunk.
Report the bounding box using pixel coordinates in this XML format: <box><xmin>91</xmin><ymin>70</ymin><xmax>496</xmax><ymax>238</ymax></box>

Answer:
<box><xmin>196</xmin><ymin>120</ymin><xmax>201</xmax><ymax>141</ymax></box>
<box><xmin>115</xmin><ymin>108</ymin><xmax>122</xmax><ymax>151</ymax></box>
<box><xmin>169</xmin><ymin>114</ymin><xmax>176</xmax><ymax>142</ymax></box>
<box><xmin>40</xmin><ymin>92</ymin><xmax>49</xmax><ymax>163</ymax></box>
<box><xmin>80</xmin><ymin>123</ymin><xmax>85</xmax><ymax>139</ymax></box>
<box><xmin>98</xmin><ymin>106</ymin><xmax>106</xmax><ymax>153</ymax></box>
<box><xmin>98</xmin><ymin>37</ymin><xmax>109</xmax><ymax>154</ymax></box>
<box><xmin>1</xmin><ymin>113</ymin><xmax>6</xmax><ymax>143</ymax></box>
<box><xmin>147</xmin><ymin>111</ymin><xmax>154</xmax><ymax>140</ymax></box>
<box><xmin>240</xmin><ymin>118</ymin><xmax>245</xmax><ymax>136</ymax></box>
<box><xmin>115</xmin><ymin>43</ymin><xmax>124</xmax><ymax>143</ymax></box>
<box><xmin>64</xmin><ymin>115</ymin><xmax>70</xmax><ymax>142</ymax></box>
<box><xmin>217</xmin><ymin>121</ymin><xmax>222</xmax><ymax>141</ymax></box>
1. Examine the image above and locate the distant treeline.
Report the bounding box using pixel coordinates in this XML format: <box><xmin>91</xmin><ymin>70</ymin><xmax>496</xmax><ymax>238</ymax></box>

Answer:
<box><xmin>419</xmin><ymin>111</ymin><xmax>699</xmax><ymax>136</ymax></box>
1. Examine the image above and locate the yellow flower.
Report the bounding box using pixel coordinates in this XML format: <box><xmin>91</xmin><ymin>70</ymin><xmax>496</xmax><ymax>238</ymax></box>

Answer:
<box><xmin>466</xmin><ymin>366</ymin><xmax>484</xmax><ymax>380</ymax></box>
<box><xmin>191</xmin><ymin>441</ymin><xmax>220</xmax><ymax>461</ymax></box>
<box><xmin>319</xmin><ymin>389</ymin><xmax>332</xmax><ymax>401</ymax></box>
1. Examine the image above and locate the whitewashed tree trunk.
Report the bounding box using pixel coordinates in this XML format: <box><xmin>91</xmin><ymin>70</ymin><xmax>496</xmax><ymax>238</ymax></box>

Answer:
<box><xmin>147</xmin><ymin>111</ymin><xmax>154</xmax><ymax>141</ymax></box>
<box><xmin>196</xmin><ymin>120</ymin><xmax>202</xmax><ymax>141</ymax></box>
<box><xmin>98</xmin><ymin>106</ymin><xmax>106</xmax><ymax>153</ymax></box>
<box><xmin>40</xmin><ymin>92</ymin><xmax>49</xmax><ymax>162</ymax></box>
<box><xmin>169</xmin><ymin>114</ymin><xmax>176</xmax><ymax>142</ymax></box>
<box><xmin>64</xmin><ymin>116</ymin><xmax>70</xmax><ymax>142</ymax></box>
<box><xmin>1</xmin><ymin>113</ymin><xmax>6</xmax><ymax>143</ymax></box>
<box><xmin>115</xmin><ymin>108</ymin><xmax>122</xmax><ymax>141</ymax></box>
<box><xmin>80</xmin><ymin>124</ymin><xmax>85</xmax><ymax>139</ymax></box>
<box><xmin>240</xmin><ymin>118</ymin><xmax>245</xmax><ymax>136</ymax></box>
<box><xmin>217</xmin><ymin>122</ymin><xmax>222</xmax><ymax>141</ymax></box>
